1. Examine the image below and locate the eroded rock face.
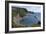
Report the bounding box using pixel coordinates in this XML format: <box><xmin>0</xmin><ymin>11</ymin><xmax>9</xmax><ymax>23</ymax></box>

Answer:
<box><xmin>12</xmin><ymin>7</ymin><xmax>27</xmax><ymax>17</ymax></box>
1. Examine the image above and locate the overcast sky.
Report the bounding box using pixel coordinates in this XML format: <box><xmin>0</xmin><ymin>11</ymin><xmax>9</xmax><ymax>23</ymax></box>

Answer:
<box><xmin>12</xmin><ymin>3</ymin><xmax>43</xmax><ymax>13</ymax></box>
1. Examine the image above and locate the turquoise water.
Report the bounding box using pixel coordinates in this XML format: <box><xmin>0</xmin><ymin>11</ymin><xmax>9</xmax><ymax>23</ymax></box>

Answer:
<box><xmin>20</xmin><ymin>13</ymin><xmax>41</xmax><ymax>26</ymax></box>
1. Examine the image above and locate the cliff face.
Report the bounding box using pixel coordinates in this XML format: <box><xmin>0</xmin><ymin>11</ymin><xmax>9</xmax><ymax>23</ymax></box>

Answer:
<box><xmin>12</xmin><ymin>7</ymin><xmax>28</xmax><ymax>17</ymax></box>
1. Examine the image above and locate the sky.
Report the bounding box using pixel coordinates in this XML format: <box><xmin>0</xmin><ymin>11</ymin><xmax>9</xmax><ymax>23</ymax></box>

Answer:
<box><xmin>12</xmin><ymin>3</ymin><xmax>43</xmax><ymax>13</ymax></box>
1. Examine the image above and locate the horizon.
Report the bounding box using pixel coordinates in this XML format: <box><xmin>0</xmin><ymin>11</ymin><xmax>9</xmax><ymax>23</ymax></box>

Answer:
<box><xmin>12</xmin><ymin>3</ymin><xmax>42</xmax><ymax>13</ymax></box>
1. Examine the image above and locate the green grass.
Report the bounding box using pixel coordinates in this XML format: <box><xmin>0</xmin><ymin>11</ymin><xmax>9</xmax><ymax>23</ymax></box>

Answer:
<box><xmin>31</xmin><ymin>23</ymin><xmax>41</xmax><ymax>27</ymax></box>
